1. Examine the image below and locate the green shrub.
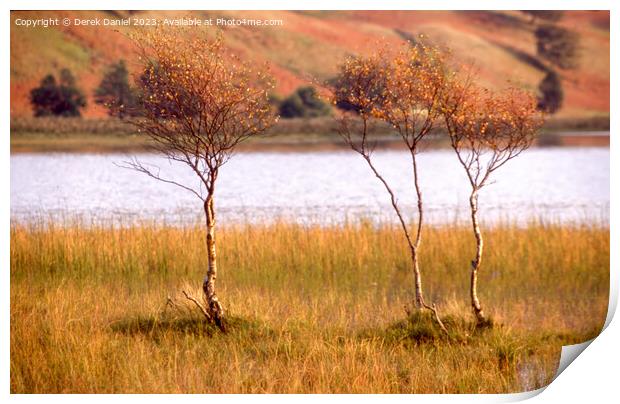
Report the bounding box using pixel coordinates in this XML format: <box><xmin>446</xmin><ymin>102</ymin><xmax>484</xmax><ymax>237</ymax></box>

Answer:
<box><xmin>29</xmin><ymin>69</ymin><xmax>86</xmax><ymax>117</ymax></box>
<box><xmin>279</xmin><ymin>86</ymin><xmax>331</xmax><ymax>118</ymax></box>
<box><xmin>94</xmin><ymin>60</ymin><xmax>140</xmax><ymax>118</ymax></box>
<box><xmin>537</xmin><ymin>70</ymin><xmax>564</xmax><ymax>113</ymax></box>
<box><xmin>535</xmin><ymin>24</ymin><xmax>580</xmax><ymax>69</ymax></box>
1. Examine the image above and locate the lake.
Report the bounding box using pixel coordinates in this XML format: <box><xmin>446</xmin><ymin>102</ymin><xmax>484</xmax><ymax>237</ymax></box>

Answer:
<box><xmin>10</xmin><ymin>147</ymin><xmax>609</xmax><ymax>226</ymax></box>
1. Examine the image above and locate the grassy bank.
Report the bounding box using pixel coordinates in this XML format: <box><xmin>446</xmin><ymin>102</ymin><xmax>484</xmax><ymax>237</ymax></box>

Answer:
<box><xmin>10</xmin><ymin>221</ymin><xmax>609</xmax><ymax>393</ymax></box>
<box><xmin>10</xmin><ymin>115</ymin><xmax>610</xmax><ymax>153</ymax></box>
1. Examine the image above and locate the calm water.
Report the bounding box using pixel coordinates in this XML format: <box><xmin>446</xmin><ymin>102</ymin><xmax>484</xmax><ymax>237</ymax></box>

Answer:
<box><xmin>10</xmin><ymin>147</ymin><xmax>609</xmax><ymax>226</ymax></box>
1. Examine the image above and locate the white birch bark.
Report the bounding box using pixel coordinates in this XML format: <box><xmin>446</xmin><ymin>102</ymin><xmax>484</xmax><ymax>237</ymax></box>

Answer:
<box><xmin>203</xmin><ymin>194</ymin><xmax>225</xmax><ymax>331</ymax></box>
<box><xmin>469</xmin><ymin>190</ymin><xmax>487</xmax><ymax>324</ymax></box>
<box><xmin>411</xmin><ymin>153</ymin><xmax>426</xmax><ymax>309</ymax></box>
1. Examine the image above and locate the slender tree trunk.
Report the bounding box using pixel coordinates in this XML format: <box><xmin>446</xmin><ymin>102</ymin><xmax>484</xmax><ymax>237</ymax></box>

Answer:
<box><xmin>411</xmin><ymin>152</ymin><xmax>426</xmax><ymax>309</ymax></box>
<box><xmin>203</xmin><ymin>193</ymin><xmax>225</xmax><ymax>331</ymax></box>
<box><xmin>411</xmin><ymin>250</ymin><xmax>425</xmax><ymax>308</ymax></box>
<box><xmin>469</xmin><ymin>190</ymin><xmax>487</xmax><ymax>324</ymax></box>
<box><xmin>410</xmin><ymin>153</ymin><xmax>448</xmax><ymax>335</ymax></box>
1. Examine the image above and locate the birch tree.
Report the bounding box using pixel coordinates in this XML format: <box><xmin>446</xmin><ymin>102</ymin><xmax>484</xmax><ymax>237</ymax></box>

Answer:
<box><xmin>442</xmin><ymin>83</ymin><xmax>544</xmax><ymax>325</ymax></box>
<box><xmin>127</xmin><ymin>27</ymin><xmax>276</xmax><ymax>331</ymax></box>
<box><xmin>331</xmin><ymin>43</ymin><xmax>449</xmax><ymax>328</ymax></box>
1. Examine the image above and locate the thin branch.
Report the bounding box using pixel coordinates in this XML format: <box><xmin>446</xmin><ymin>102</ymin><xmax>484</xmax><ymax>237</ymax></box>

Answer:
<box><xmin>165</xmin><ymin>295</ymin><xmax>186</xmax><ymax>314</ymax></box>
<box><xmin>182</xmin><ymin>290</ymin><xmax>211</xmax><ymax>320</ymax></box>
<box><xmin>423</xmin><ymin>302</ymin><xmax>449</xmax><ymax>336</ymax></box>
<box><xmin>116</xmin><ymin>159</ymin><xmax>205</xmax><ymax>201</ymax></box>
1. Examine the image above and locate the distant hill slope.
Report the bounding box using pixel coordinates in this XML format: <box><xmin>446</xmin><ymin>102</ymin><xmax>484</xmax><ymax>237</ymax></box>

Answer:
<box><xmin>10</xmin><ymin>10</ymin><xmax>609</xmax><ymax>119</ymax></box>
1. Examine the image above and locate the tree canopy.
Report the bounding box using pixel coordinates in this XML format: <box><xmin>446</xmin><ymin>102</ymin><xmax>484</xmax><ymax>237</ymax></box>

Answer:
<box><xmin>29</xmin><ymin>68</ymin><xmax>86</xmax><ymax>117</ymax></box>
<box><xmin>95</xmin><ymin>60</ymin><xmax>139</xmax><ymax>118</ymax></box>
<box><xmin>279</xmin><ymin>86</ymin><xmax>331</xmax><ymax>118</ymax></box>
<box><xmin>535</xmin><ymin>24</ymin><xmax>580</xmax><ymax>69</ymax></box>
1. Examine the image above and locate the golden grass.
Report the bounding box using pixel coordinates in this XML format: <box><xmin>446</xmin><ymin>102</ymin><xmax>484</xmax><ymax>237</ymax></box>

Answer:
<box><xmin>10</xmin><ymin>220</ymin><xmax>609</xmax><ymax>393</ymax></box>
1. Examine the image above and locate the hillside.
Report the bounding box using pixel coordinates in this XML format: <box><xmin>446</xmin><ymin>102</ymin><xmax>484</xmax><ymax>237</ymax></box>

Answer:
<box><xmin>10</xmin><ymin>10</ymin><xmax>610</xmax><ymax>119</ymax></box>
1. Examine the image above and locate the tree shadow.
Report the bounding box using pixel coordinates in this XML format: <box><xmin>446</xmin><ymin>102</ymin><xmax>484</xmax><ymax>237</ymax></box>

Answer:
<box><xmin>109</xmin><ymin>314</ymin><xmax>272</xmax><ymax>340</ymax></box>
<box><xmin>489</xmin><ymin>41</ymin><xmax>550</xmax><ymax>73</ymax></box>
<box><xmin>359</xmin><ymin>310</ymin><xmax>494</xmax><ymax>346</ymax></box>
<box><xmin>110</xmin><ymin>316</ymin><xmax>218</xmax><ymax>338</ymax></box>
<box><xmin>456</xmin><ymin>11</ymin><xmax>530</xmax><ymax>31</ymax></box>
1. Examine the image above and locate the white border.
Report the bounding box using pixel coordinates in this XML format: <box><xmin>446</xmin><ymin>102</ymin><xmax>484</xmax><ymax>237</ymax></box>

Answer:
<box><xmin>3</xmin><ymin>1</ymin><xmax>617</xmax><ymax>402</ymax></box>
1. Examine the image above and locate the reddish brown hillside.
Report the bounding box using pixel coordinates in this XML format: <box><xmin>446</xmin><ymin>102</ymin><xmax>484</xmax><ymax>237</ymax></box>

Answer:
<box><xmin>10</xmin><ymin>10</ymin><xmax>609</xmax><ymax>119</ymax></box>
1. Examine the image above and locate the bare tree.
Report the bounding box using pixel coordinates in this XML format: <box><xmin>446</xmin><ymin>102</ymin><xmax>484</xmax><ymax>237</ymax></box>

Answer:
<box><xmin>126</xmin><ymin>27</ymin><xmax>276</xmax><ymax>331</ymax></box>
<box><xmin>331</xmin><ymin>43</ymin><xmax>449</xmax><ymax>330</ymax></box>
<box><xmin>442</xmin><ymin>83</ymin><xmax>544</xmax><ymax>325</ymax></box>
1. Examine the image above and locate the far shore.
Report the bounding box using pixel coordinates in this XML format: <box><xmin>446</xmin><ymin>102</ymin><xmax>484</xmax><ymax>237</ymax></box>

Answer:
<box><xmin>10</xmin><ymin>130</ymin><xmax>610</xmax><ymax>154</ymax></box>
<box><xmin>10</xmin><ymin>114</ymin><xmax>611</xmax><ymax>153</ymax></box>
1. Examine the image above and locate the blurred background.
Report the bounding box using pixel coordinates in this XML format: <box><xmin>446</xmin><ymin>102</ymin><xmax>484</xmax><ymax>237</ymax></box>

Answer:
<box><xmin>10</xmin><ymin>10</ymin><xmax>610</xmax><ymax>226</ymax></box>
<box><xmin>10</xmin><ymin>10</ymin><xmax>609</xmax><ymax>122</ymax></box>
